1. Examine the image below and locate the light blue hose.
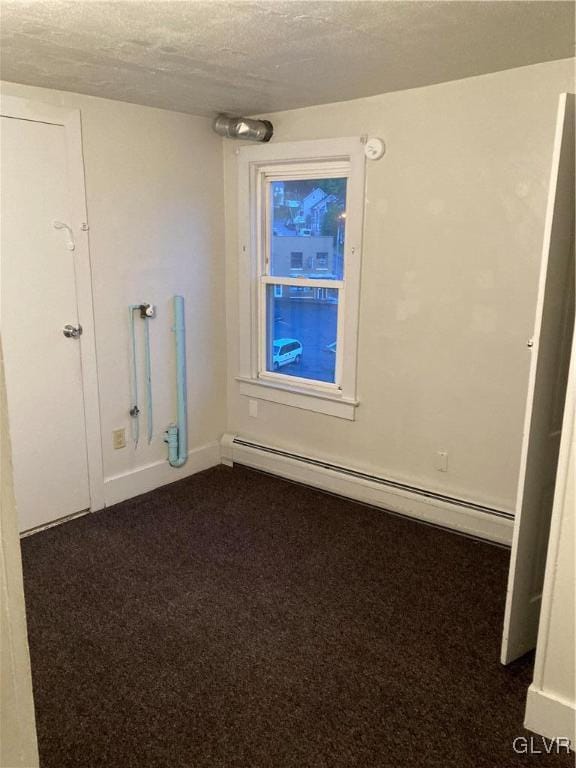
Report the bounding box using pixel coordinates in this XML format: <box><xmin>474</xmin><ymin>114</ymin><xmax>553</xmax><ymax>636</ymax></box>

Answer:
<box><xmin>129</xmin><ymin>304</ymin><xmax>154</xmax><ymax>446</ymax></box>
<box><xmin>128</xmin><ymin>306</ymin><xmax>140</xmax><ymax>446</ymax></box>
<box><xmin>143</xmin><ymin>315</ymin><xmax>153</xmax><ymax>444</ymax></box>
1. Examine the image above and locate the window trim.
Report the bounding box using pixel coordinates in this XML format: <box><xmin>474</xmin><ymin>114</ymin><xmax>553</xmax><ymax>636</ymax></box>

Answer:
<box><xmin>236</xmin><ymin>137</ymin><xmax>366</xmax><ymax>420</ymax></box>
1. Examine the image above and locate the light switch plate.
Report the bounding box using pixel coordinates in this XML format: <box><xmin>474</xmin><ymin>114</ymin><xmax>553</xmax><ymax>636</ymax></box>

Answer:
<box><xmin>113</xmin><ymin>428</ymin><xmax>126</xmax><ymax>449</ymax></box>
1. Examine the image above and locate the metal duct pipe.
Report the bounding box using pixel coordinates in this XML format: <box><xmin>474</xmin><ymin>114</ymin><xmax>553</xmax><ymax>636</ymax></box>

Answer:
<box><xmin>213</xmin><ymin>114</ymin><xmax>273</xmax><ymax>143</ymax></box>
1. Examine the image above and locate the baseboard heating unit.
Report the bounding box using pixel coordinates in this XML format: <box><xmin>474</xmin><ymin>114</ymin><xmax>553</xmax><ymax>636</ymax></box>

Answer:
<box><xmin>220</xmin><ymin>434</ymin><xmax>514</xmax><ymax>546</ymax></box>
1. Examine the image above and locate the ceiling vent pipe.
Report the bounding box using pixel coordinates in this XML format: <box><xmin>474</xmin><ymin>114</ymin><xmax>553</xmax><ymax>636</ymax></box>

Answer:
<box><xmin>213</xmin><ymin>114</ymin><xmax>273</xmax><ymax>143</ymax></box>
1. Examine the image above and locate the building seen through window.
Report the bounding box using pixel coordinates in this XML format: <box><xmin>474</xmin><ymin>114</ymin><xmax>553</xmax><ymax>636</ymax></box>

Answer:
<box><xmin>267</xmin><ymin>178</ymin><xmax>347</xmax><ymax>384</ymax></box>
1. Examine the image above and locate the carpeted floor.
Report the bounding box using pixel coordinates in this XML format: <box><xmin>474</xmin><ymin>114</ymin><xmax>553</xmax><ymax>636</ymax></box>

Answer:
<box><xmin>21</xmin><ymin>465</ymin><xmax>570</xmax><ymax>768</ymax></box>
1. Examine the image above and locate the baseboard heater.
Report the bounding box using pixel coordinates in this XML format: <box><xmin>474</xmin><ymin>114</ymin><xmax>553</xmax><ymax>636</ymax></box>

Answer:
<box><xmin>226</xmin><ymin>435</ymin><xmax>515</xmax><ymax>545</ymax></box>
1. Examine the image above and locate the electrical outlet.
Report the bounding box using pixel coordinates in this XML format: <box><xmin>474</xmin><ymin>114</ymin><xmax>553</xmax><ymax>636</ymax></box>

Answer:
<box><xmin>113</xmin><ymin>428</ymin><xmax>126</xmax><ymax>449</ymax></box>
<box><xmin>435</xmin><ymin>450</ymin><xmax>448</xmax><ymax>472</ymax></box>
<box><xmin>248</xmin><ymin>399</ymin><xmax>258</xmax><ymax>418</ymax></box>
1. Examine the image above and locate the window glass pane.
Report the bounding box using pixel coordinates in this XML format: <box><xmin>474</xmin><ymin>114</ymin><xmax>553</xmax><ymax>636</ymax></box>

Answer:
<box><xmin>269</xmin><ymin>178</ymin><xmax>347</xmax><ymax>280</ymax></box>
<box><xmin>264</xmin><ymin>283</ymin><xmax>339</xmax><ymax>384</ymax></box>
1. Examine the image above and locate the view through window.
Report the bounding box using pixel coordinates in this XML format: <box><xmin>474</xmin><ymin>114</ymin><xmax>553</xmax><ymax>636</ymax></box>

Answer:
<box><xmin>264</xmin><ymin>177</ymin><xmax>347</xmax><ymax>384</ymax></box>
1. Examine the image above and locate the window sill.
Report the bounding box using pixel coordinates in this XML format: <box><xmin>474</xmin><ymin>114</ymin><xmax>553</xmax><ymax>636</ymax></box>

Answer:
<box><xmin>236</xmin><ymin>377</ymin><xmax>358</xmax><ymax>420</ymax></box>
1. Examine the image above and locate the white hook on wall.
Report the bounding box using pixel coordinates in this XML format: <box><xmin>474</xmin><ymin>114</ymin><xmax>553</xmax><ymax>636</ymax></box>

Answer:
<box><xmin>53</xmin><ymin>220</ymin><xmax>75</xmax><ymax>251</ymax></box>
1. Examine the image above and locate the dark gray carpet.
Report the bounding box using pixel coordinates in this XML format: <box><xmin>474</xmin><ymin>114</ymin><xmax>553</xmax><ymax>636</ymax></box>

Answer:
<box><xmin>20</xmin><ymin>465</ymin><xmax>570</xmax><ymax>767</ymax></box>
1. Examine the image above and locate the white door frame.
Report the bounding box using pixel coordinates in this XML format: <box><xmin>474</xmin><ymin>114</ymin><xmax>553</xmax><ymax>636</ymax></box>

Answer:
<box><xmin>500</xmin><ymin>93</ymin><xmax>575</xmax><ymax>663</ymax></box>
<box><xmin>1</xmin><ymin>95</ymin><xmax>105</xmax><ymax>512</ymax></box>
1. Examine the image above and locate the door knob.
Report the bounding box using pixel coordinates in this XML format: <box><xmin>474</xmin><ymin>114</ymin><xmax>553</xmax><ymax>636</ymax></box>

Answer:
<box><xmin>63</xmin><ymin>324</ymin><xmax>82</xmax><ymax>339</ymax></box>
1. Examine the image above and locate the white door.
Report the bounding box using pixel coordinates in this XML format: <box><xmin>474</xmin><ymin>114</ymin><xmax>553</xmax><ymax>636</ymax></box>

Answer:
<box><xmin>1</xmin><ymin>115</ymin><xmax>91</xmax><ymax>532</ymax></box>
<box><xmin>501</xmin><ymin>93</ymin><xmax>575</xmax><ymax>664</ymax></box>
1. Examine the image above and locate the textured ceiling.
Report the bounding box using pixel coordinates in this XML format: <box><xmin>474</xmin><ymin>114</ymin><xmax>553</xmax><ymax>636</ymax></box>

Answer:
<box><xmin>0</xmin><ymin>1</ymin><xmax>574</xmax><ymax>117</ymax></box>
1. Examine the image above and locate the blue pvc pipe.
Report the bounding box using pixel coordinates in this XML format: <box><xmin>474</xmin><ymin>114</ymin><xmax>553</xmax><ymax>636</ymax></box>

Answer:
<box><xmin>166</xmin><ymin>295</ymin><xmax>188</xmax><ymax>467</ymax></box>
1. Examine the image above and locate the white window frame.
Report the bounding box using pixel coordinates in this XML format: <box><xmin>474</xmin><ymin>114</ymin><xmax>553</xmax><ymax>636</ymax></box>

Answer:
<box><xmin>236</xmin><ymin>137</ymin><xmax>366</xmax><ymax>420</ymax></box>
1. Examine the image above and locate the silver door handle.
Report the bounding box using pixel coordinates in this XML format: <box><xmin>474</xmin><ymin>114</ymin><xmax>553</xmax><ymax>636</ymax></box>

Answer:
<box><xmin>63</xmin><ymin>324</ymin><xmax>82</xmax><ymax>338</ymax></box>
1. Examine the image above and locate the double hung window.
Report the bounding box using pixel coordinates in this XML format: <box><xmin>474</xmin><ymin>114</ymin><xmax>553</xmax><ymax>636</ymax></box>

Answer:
<box><xmin>237</xmin><ymin>138</ymin><xmax>365</xmax><ymax>420</ymax></box>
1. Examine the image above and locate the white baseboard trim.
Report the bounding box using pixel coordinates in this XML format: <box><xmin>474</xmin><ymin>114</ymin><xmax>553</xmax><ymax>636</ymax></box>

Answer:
<box><xmin>103</xmin><ymin>441</ymin><xmax>221</xmax><ymax>507</ymax></box>
<box><xmin>525</xmin><ymin>684</ymin><xmax>575</xmax><ymax>748</ymax></box>
<box><xmin>20</xmin><ymin>508</ymin><xmax>91</xmax><ymax>538</ymax></box>
<box><xmin>221</xmin><ymin>433</ymin><xmax>514</xmax><ymax>545</ymax></box>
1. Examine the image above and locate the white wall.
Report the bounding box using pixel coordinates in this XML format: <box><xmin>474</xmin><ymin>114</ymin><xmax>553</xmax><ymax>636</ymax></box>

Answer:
<box><xmin>0</xmin><ymin>340</ymin><xmax>39</xmax><ymax>768</ymax></box>
<box><xmin>1</xmin><ymin>82</ymin><xmax>226</xmax><ymax>504</ymax></box>
<box><xmin>224</xmin><ymin>59</ymin><xmax>575</xmax><ymax>513</ymax></box>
